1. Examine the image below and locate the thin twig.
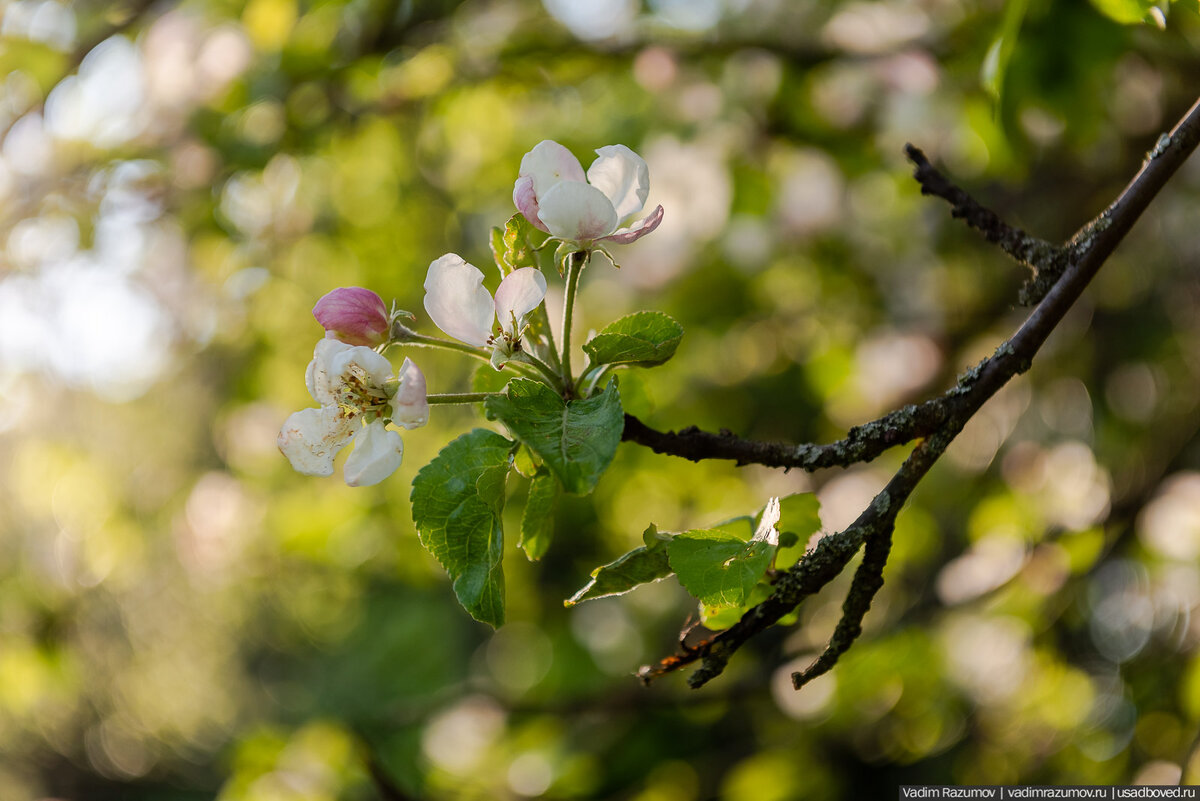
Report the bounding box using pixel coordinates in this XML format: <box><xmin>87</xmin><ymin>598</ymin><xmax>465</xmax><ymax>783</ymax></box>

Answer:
<box><xmin>791</xmin><ymin>514</ymin><xmax>894</xmax><ymax>689</ymax></box>
<box><xmin>905</xmin><ymin>144</ymin><xmax>1072</xmax><ymax>303</ymax></box>
<box><xmin>636</xmin><ymin>96</ymin><xmax>1200</xmax><ymax>687</ymax></box>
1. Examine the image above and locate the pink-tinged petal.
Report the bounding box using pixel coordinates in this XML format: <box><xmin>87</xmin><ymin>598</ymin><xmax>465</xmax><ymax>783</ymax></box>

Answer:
<box><xmin>537</xmin><ymin>181</ymin><xmax>619</xmax><ymax>242</ymax></box>
<box><xmin>518</xmin><ymin>139</ymin><xmax>586</xmax><ymax>197</ymax></box>
<box><xmin>513</xmin><ymin>175</ymin><xmax>550</xmax><ymax>232</ymax></box>
<box><xmin>493</xmin><ymin>267</ymin><xmax>547</xmax><ymax>337</ymax></box>
<box><xmin>422</xmin><ymin>253</ymin><xmax>495</xmax><ymax>347</ymax></box>
<box><xmin>391</xmin><ymin>357</ymin><xmax>429</xmax><ymax>430</ymax></box>
<box><xmin>587</xmin><ymin>144</ymin><xmax>649</xmax><ymax>221</ymax></box>
<box><xmin>312</xmin><ymin>286</ymin><xmax>390</xmax><ymax>347</ymax></box>
<box><xmin>343</xmin><ymin>420</ymin><xmax>404</xmax><ymax>487</ymax></box>
<box><xmin>278</xmin><ymin>406</ymin><xmax>357</xmax><ymax>477</ymax></box>
<box><xmin>305</xmin><ymin>338</ymin><xmax>355</xmax><ymax>404</ymax></box>
<box><xmin>600</xmin><ymin>204</ymin><xmax>664</xmax><ymax>245</ymax></box>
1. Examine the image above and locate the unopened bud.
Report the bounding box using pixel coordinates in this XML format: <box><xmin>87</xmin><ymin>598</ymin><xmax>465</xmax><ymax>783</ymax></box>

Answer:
<box><xmin>313</xmin><ymin>287</ymin><xmax>389</xmax><ymax>347</ymax></box>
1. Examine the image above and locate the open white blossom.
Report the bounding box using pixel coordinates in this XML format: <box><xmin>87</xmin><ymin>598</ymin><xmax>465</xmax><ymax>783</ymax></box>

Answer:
<box><xmin>278</xmin><ymin>339</ymin><xmax>428</xmax><ymax>487</ymax></box>
<box><xmin>423</xmin><ymin>253</ymin><xmax>547</xmax><ymax>367</ymax></box>
<box><xmin>513</xmin><ymin>140</ymin><xmax>664</xmax><ymax>248</ymax></box>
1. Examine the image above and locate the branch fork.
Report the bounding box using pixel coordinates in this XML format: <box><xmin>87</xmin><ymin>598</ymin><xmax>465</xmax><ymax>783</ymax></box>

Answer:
<box><xmin>630</xmin><ymin>96</ymin><xmax>1200</xmax><ymax>689</ymax></box>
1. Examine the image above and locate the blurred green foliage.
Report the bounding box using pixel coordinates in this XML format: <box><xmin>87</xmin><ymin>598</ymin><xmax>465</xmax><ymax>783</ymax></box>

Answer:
<box><xmin>3</xmin><ymin>0</ymin><xmax>1200</xmax><ymax>798</ymax></box>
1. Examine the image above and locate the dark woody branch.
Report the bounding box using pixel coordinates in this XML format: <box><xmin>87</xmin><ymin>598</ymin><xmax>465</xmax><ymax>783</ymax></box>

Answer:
<box><xmin>621</xmin><ymin>400</ymin><xmax>947</xmax><ymax>471</ymax></box>
<box><xmin>904</xmin><ymin>144</ymin><xmax>1073</xmax><ymax>305</ymax></box>
<box><xmin>638</xmin><ymin>422</ymin><xmax>960</xmax><ymax>688</ymax></box>
<box><xmin>791</xmin><ymin>508</ymin><xmax>894</xmax><ymax>690</ymax></box>
<box><xmin>636</xmin><ymin>96</ymin><xmax>1200</xmax><ymax>688</ymax></box>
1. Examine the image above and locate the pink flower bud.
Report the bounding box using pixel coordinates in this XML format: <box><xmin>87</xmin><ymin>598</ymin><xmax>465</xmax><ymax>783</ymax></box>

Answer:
<box><xmin>313</xmin><ymin>287</ymin><xmax>389</xmax><ymax>347</ymax></box>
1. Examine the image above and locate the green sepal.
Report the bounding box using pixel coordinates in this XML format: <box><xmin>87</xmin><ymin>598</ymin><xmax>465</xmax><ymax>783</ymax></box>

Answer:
<box><xmin>566</xmin><ymin>524</ymin><xmax>674</xmax><ymax>606</ymax></box>
<box><xmin>582</xmin><ymin>311</ymin><xmax>684</xmax><ymax>368</ymax></box>
<box><xmin>594</xmin><ymin>245</ymin><xmax>620</xmax><ymax>270</ymax></box>
<box><xmin>410</xmin><ymin>429</ymin><xmax>514</xmax><ymax>627</ymax></box>
<box><xmin>553</xmin><ymin>240</ymin><xmax>580</xmax><ymax>277</ymax></box>
<box><xmin>484</xmin><ymin>377</ymin><xmax>623</xmax><ymax>495</ymax></box>
<box><xmin>519</xmin><ymin>468</ymin><xmax>559</xmax><ymax>561</ymax></box>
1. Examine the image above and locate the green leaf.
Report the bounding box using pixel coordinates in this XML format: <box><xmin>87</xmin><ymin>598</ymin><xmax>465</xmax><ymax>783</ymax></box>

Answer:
<box><xmin>582</xmin><ymin>311</ymin><xmax>684</xmax><ymax>368</ymax></box>
<box><xmin>484</xmin><ymin>378</ymin><xmax>623</xmax><ymax>495</ymax></box>
<box><xmin>490</xmin><ymin>214</ymin><xmax>542</xmax><ymax>277</ymax></box>
<box><xmin>512</xmin><ymin>444</ymin><xmax>539</xmax><ymax>479</ymax></box>
<box><xmin>410</xmin><ymin>429</ymin><xmax>514</xmax><ymax>627</ymax></box>
<box><xmin>700</xmin><ymin>582</ymin><xmax>774</xmax><ymax>631</ymax></box>
<box><xmin>566</xmin><ymin>525</ymin><xmax>674</xmax><ymax>605</ymax></box>
<box><xmin>489</xmin><ymin>226</ymin><xmax>510</xmax><ymax>277</ymax></box>
<box><xmin>776</xmin><ymin>493</ymin><xmax>821</xmax><ymax>538</ymax></box>
<box><xmin>471</xmin><ymin>363</ymin><xmax>513</xmax><ymax>394</ymax></box>
<box><xmin>1088</xmin><ymin>0</ymin><xmax>1158</xmax><ymax>24</ymax></box>
<box><xmin>522</xmin><ymin>305</ymin><xmax>556</xmax><ymax>360</ymax></box>
<box><xmin>774</xmin><ymin>492</ymin><xmax>822</xmax><ymax>570</ymax></box>
<box><xmin>668</xmin><ymin>529</ymin><xmax>775</xmax><ymax>609</ymax></box>
<box><xmin>711</xmin><ymin>515</ymin><xmax>755</xmax><ymax>540</ymax></box>
<box><xmin>980</xmin><ymin>0</ymin><xmax>1029</xmax><ymax>103</ymax></box>
<box><xmin>520</xmin><ymin>468</ymin><xmax>559</xmax><ymax>561</ymax></box>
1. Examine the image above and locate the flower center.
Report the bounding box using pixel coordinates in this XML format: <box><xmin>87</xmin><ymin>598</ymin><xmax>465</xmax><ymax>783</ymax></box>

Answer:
<box><xmin>335</xmin><ymin>365</ymin><xmax>391</xmax><ymax>420</ymax></box>
<box><xmin>486</xmin><ymin>312</ymin><xmax>525</xmax><ymax>354</ymax></box>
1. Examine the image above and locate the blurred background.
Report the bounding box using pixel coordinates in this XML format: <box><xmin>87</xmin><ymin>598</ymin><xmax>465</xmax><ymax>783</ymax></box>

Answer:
<box><xmin>3</xmin><ymin>0</ymin><xmax>1200</xmax><ymax>798</ymax></box>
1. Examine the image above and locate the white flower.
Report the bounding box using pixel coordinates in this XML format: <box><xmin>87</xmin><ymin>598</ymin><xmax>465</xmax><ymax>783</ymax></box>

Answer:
<box><xmin>278</xmin><ymin>339</ymin><xmax>428</xmax><ymax>487</ymax></box>
<box><xmin>422</xmin><ymin>253</ymin><xmax>547</xmax><ymax>365</ymax></box>
<box><xmin>512</xmin><ymin>140</ymin><xmax>664</xmax><ymax>247</ymax></box>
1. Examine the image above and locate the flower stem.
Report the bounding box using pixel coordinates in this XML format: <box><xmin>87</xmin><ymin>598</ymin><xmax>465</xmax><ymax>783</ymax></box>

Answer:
<box><xmin>390</xmin><ymin>328</ymin><xmax>491</xmax><ymax>362</ymax></box>
<box><xmin>388</xmin><ymin>326</ymin><xmax>541</xmax><ymax>381</ymax></box>
<box><xmin>426</xmin><ymin>392</ymin><xmax>498</xmax><ymax>405</ymax></box>
<box><xmin>531</xmin><ymin>304</ymin><xmax>561</xmax><ymax>372</ymax></box>
<box><xmin>513</xmin><ymin>350</ymin><xmax>565</xmax><ymax>392</ymax></box>
<box><xmin>582</xmin><ymin>363</ymin><xmax>614</xmax><ymax>396</ymax></box>
<box><xmin>560</xmin><ymin>251</ymin><xmax>586</xmax><ymax>395</ymax></box>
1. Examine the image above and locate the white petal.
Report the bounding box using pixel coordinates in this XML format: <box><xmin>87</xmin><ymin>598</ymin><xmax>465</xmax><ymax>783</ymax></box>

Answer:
<box><xmin>278</xmin><ymin>406</ymin><xmax>357</xmax><ymax>477</ymax></box>
<box><xmin>518</xmin><ymin>139</ymin><xmax>586</xmax><ymax>197</ymax></box>
<box><xmin>422</xmin><ymin>253</ymin><xmax>495</xmax><ymax>347</ymax></box>
<box><xmin>306</xmin><ymin>338</ymin><xmax>355</xmax><ymax>404</ymax></box>
<box><xmin>343</xmin><ymin>420</ymin><xmax>404</xmax><ymax>487</ymax></box>
<box><xmin>329</xmin><ymin>343</ymin><xmax>394</xmax><ymax>388</ymax></box>
<box><xmin>537</xmin><ymin>181</ymin><xmax>619</xmax><ymax>242</ymax></box>
<box><xmin>391</xmin><ymin>357</ymin><xmax>429</xmax><ymax>429</ymax></box>
<box><xmin>751</xmin><ymin>496</ymin><xmax>781</xmax><ymax>546</ymax></box>
<box><xmin>587</xmin><ymin>144</ymin><xmax>649</xmax><ymax>221</ymax></box>
<box><xmin>493</xmin><ymin>267</ymin><xmax>547</xmax><ymax>337</ymax></box>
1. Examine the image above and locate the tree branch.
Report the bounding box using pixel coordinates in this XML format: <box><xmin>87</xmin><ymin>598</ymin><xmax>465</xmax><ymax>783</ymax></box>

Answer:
<box><xmin>790</xmin><ymin>510</ymin><xmax>894</xmax><ymax>690</ymax></box>
<box><xmin>636</xmin><ymin>95</ymin><xmax>1200</xmax><ymax>688</ymax></box>
<box><xmin>622</xmin><ymin>399</ymin><xmax>947</xmax><ymax>471</ymax></box>
<box><xmin>904</xmin><ymin>144</ymin><xmax>1072</xmax><ymax>304</ymax></box>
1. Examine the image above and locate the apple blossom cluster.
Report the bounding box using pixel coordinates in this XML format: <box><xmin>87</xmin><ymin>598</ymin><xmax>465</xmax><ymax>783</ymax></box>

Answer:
<box><xmin>277</xmin><ymin>140</ymin><xmax>663</xmax><ymax>487</ymax></box>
